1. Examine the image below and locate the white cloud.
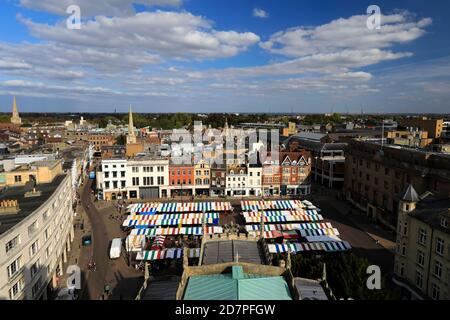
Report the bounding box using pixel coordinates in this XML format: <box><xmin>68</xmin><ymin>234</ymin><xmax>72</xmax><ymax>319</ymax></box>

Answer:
<box><xmin>253</xmin><ymin>8</ymin><xmax>269</xmax><ymax>19</ymax></box>
<box><xmin>19</xmin><ymin>11</ymin><xmax>260</xmax><ymax>60</ymax></box>
<box><xmin>260</xmin><ymin>13</ymin><xmax>431</xmax><ymax>57</ymax></box>
<box><xmin>19</xmin><ymin>0</ymin><xmax>182</xmax><ymax>17</ymax></box>
<box><xmin>0</xmin><ymin>58</ymin><xmax>31</xmax><ymax>70</ymax></box>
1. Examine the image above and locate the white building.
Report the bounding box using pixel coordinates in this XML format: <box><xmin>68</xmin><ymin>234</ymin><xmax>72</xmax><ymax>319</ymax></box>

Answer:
<box><xmin>126</xmin><ymin>157</ymin><xmax>170</xmax><ymax>199</ymax></box>
<box><xmin>96</xmin><ymin>157</ymin><xmax>169</xmax><ymax>200</ymax></box>
<box><xmin>226</xmin><ymin>165</ymin><xmax>249</xmax><ymax>197</ymax></box>
<box><xmin>0</xmin><ymin>174</ymin><xmax>75</xmax><ymax>300</ymax></box>
<box><xmin>247</xmin><ymin>164</ymin><xmax>263</xmax><ymax>197</ymax></box>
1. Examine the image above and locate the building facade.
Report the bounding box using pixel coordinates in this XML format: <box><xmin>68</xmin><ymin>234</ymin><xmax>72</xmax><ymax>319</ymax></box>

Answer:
<box><xmin>169</xmin><ymin>163</ymin><xmax>195</xmax><ymax>198</ymax></box>
<box><xmin>226</xmin><ymin>165</ymin><xmax>248</xmax><ymax>197</ymax></box>
<box><xmin>0</xmin><ymin>173</ymin><xmax>75</xmax><ymax>300</ymax></box>
<box><xmin>126</xmin><ymin>158</ymin><xmax>169</xmax><ymax>199</ymax></box>
<box><xmin>280</xmin><ymin>151</ymin><xmax>312</xmax><ymax>196</ymax></box>
<box><xmin>194</xmin><ymin>159</ymin><xmax>210</xmax><ymax>196</ymax></box>
<box><xmin>393</xmin><ymin>185</ymin><xmax>450</xmax><ymax>300</ymax></box>
<box><xmin>247</xmin><ymin>163</ymin><xmax>263</xmax><ymax>197</ymax></box>
<box><xmin>344</xmin><ymin>139</ymin><xmax>450</xmax><ymax>231</ymax></box>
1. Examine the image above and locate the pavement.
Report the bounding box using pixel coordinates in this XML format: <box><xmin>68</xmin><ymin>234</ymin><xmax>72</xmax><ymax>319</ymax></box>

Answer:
<box><xmin>305</xmin><ymin>186</ymin><xmax>396</xmax><ymax>278</ymax></box>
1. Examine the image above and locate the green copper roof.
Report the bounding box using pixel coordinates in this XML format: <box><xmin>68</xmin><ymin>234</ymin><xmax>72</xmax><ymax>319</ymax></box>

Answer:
<box><xmin>183</xmin><ymin>266</ymin><xmax>292</xmax><ymax>300</ymax></box>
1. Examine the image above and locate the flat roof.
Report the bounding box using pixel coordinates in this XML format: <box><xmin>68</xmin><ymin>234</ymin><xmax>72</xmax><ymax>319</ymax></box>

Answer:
<box><xmin>0</xmin><ymin>174</ymin><xmax>66</xmax><ymax>236</ymax></box>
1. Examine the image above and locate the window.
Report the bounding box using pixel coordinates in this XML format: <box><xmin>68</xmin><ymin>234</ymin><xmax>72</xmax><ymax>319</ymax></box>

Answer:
<box><xmin>432</xmin><ymin>283</ymin><xmax>440</xmax><ymax>300</ymax></box>
<box><xmin>433</xmin><ymin>260</ymin><xmax>442</xmax><ymax>279</ymax></box>
<box><xmin>9</xmin><ymin>278</ymin><xmax>24</xmax><ymax>300</ymax></box>
<box><xmin>30</xmin><ymin>260</ymin><xmax>40</xmax><ymax>277</ymax></box>
<box><xmin>403</xmin><ymin>222</ymin><xmax>408</xmax><ymax>236</ymax></box>
<box><xmin>7</xmin><ymin>256</ymin><xmax>22</xmax><ymax>278</ymax></box>
<box><xmin>132</xmin><ymin>166</ymin><xmax>139</xmax><ymax>173</ymax></box>
<box><xmin>104</xmin><ymin>181</ymin><xmax>110</xmax><ymax>189</ymax></box>
<box><xmin>436</xmin><ymin>238</ymin><xmax>445</xmax><ymax>256</ymax></box>
<box><xmin>14</xmin><ymin>175</ymin><xmax>22</xmax><ymax>183</ymax></box>
<box><xmin>415</xmin><ymin>271</ymin><xmax>423</xmax><ymax>289</ymax></box>
<box><xmin>112</xmin><ymin>171</ymin><xmax>117</xmax><ymax>178</ymax></box>
<box><xmin>120</xmin><ymin>171</ymin><xmax>125</xmax><ymax>178</ymax></box>
<box><xmin>28</xmin><ymin>221</ymin><xmax>38</xmax><ymax>236</ymax></box>
<box><xmin>132</xmin><ymin>177</ymin><xmax>139</xmax><ymax>186</ymax></box>
<box><xmin>417</xmin><ymin>250</ymin><xmax>425</xmax><ymax>266</ymax></box>
<box><xmin>32</xmin><ymin>277</ymin><xmax>42</xmax><ymax>298</ymax></box>
<box><xmin>44</xmin><ymin>228</ymin><xmax>50</xmax><ymax>241</ymax></box>
<box><xmin>440</xmin><ymin>217</ymin><xmax>448</xmax><ymax>229</ymax></box>
<box><xmin>30</xmin><ymin>240</ymin><xmax>39</xmax><ymax>257</ymax></box>
<box><xmin>418</xmin><ymin>228</ymin><xmax>427</xmax><ymax>245</ymax></box>
<box><xmin>104</xmin><ymin>172</ymin><xmax>109</xmax><ymax>178</ymax></box>
<box><xmin>5</xmin><ymin>236</ymin><xmax>20</xmax><ymax>254</ymax></box>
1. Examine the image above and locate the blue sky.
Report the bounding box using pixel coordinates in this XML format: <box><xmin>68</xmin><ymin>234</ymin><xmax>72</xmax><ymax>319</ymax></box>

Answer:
<box><xmin>0</xmin><ymin>0</ymin><xmax>449</xmax><ymax>113</ymax></box>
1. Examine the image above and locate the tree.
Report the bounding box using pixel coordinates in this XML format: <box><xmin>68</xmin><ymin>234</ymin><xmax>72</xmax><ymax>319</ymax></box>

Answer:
<box><xmin>290</xmin><ymin>252</ymin><xmax>399</xmax><ymax>300</ymax></box>
<box><xmin>115</xmin><ymin>135</ymin><xmax>126</xmax><ymax>145</ymax></box>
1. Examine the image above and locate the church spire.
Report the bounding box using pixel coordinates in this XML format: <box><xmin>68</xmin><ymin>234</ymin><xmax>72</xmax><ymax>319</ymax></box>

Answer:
<box><xmin>11</xmin><ymin>96</ymin><xmax>22</xmax><ymax>125</ymax></box>
<box><xmin>127</xmin><ymin>104</ymin><xmax>136</xmax><ymax>144</ymax></box>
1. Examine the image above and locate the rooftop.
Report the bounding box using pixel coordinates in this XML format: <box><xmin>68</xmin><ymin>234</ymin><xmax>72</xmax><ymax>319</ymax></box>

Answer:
<box><xmin>202</xmin><ymin>240</ymin><xmax>265</xmax><ymax>265</ymax></box>
<box><xmin>410</xmin><ymin>196</ymin><xmax>450</xmax><ymax>235</ymax></box>
<box><xmin>183</xmin><ymin>265</ymin><xmax>292</xmax><ymax>300</ymax></box>
<box><xmin>294</xmin><ymin>278</ymin><xmax>328</xmax><ymax>300</ymax></box>
<box><xmin>0</xmin><ymin>174</ymin><xmax>66</xmax><ymax>236</ymax></box>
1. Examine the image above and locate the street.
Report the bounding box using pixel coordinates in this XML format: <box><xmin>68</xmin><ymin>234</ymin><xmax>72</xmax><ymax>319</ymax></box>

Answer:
<box><xmin>80</xmin><ymin>179</ymin><xmax>143</xmax><ymax>300</ymax></box>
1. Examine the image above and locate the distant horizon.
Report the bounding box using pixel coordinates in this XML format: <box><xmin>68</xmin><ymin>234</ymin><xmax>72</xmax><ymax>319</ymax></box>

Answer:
<box><xmin>1</xmin><ymin>111</ymin><xmax>449</xmax><ymax>116</ymax></box>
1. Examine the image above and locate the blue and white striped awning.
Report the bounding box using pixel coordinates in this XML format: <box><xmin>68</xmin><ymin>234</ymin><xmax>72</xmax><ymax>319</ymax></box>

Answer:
<box><xmin>245</xmin><ymin>222</ymin><xmax>333</xmax><ymax>232</ymax></box>
<box><xmin>267</xmin><ymin>241</ymin><xmax>351</xmax><ymax>253</ymax></box>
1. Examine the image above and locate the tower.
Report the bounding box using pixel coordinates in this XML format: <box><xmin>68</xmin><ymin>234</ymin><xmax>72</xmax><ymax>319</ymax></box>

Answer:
<box><xmin>126</xmin><ymin>104</ymin><xmax>136</xmax><ymax>144</ymax></box>
<box><xmin>11</xmin><ymin>96</ymin><xmax>22</xmax><ymax>125</ymax></box>
<box><xmin>399</xmin><ymin>184</ymin><xmax>419</xmax><ymax>214</ymax></box>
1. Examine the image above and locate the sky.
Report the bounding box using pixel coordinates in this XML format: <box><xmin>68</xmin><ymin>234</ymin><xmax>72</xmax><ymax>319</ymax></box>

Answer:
<box><xmin>0</xmin><ymin>0</ymin><xmax>450</xmax><ymax>114</ymax></box>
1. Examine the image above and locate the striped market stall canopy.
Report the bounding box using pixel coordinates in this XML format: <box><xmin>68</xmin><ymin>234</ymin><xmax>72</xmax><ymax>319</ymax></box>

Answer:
<box><xmin>126</xmin><ymin>213</ymin><xmax>219</xmax><ymax>221</ymax></box>
<box><xmin>244</xmin><ymin>214</ymin><xmax>323</xmax><ymax>223</ymax></box>
<box><xmin>262</xmin><ymin>230</ymin><xmax>300</xmax><ymax>239</ymax></box>
<box><xmin>123</xmin><ymin>217</ymin><xmax>218</xmax><ymax>227</ymax></box>
<box><xmin>299</xmin><ymin>228</ymin><xmax>340</xmax><ymax>237</ymax></box>
<box><xmin>130</xmin><ymin>226</ymin><xmax>223</xmax><ymax>236</ymax></box>
<box><xmin>240</xmin><ymin>200</ymin><xmax>305</xmax><ymax>211</ymax></box>
<box><xmin>245</xmin><ymin>222</ymin><xmax>333</xmax><ymax>232</ymax></box>
<box><xmin>128</xmin><ymin>202</ymin><xmax>231</xmax><ymax>213</ymax></box>
<box><xmin>305</xmin><ymin>235</ymin><xmax>342</xmax><ymax>242</ymax></box>
<box><xmin>157</xmin><ymin>201</ymin><xmax>232</xmax><ymax>213</ymax></box>
<box><xmin>267</xmin><ymin>241</ymin><xmax>351</xmax><ymax>253</ymax></box>
<box><xmin>242</xmin><ymin>209</ymin><xmax>321</xmax><ymax>218</ymax></box>
<box><xmin>125</xmin><ymin>234</ymin><xmax>146</xmax><ymax>252</ymax></box>
<box><xmin>136</xmin><ymin>247</ymin><xmax>201</xmax><ymax>261</ymax></box>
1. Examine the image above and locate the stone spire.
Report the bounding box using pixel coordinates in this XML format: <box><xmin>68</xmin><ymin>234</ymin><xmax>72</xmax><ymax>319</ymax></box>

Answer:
<box><xmin>11</xmin><ymin>96</ymin><xmax>22</xmax><ymax>125</ymax></box>
<box><xmin>127</xmin><ymin>104</ymin><xmax>136</xmax><ymax>144</ymax></box>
